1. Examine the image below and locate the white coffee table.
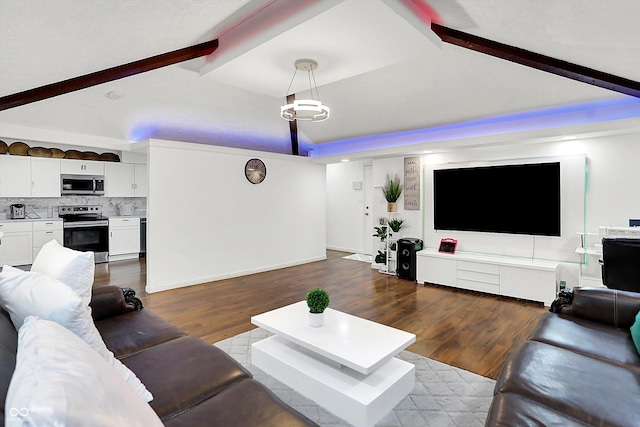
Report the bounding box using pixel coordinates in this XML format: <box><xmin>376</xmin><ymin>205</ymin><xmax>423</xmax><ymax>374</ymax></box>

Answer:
<box><xmin>251</xmin><ymin>301</ymin><xmax>416</xmax><ymax>427</ymax></box>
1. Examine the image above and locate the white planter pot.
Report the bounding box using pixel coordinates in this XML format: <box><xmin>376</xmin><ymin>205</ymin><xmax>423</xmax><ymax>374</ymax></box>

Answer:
<box><xmin>309</xmin><ymin>312</ymin><xmax>324</xmax><ymax>327</ymax></box>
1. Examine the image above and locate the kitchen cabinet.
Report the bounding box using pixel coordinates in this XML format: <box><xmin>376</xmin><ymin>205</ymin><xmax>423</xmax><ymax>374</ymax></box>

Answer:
<box><xmin>30</xmin><ymin>157</ymin><xmax>61</xmax><ymax>197</ymax></box>
<box><xmin>61</xmin><ymin>159</ymin><xmax>104</xmax><ymax>175</ymax></box>
<box><xmin>109</xmin><ymin>217</ymin><xmax>140</xmax><ymax>261</ymax></box>
<box><xmin>0</xmin><ymin>156</ymin><xmax>30</xmax><ymax>197</ymax></box>
<box><xmin>0</xmin><ymin>156</ymin><xmax>61</xmax><ymax>197</ymax></box>
<box><xmin>133</xmin><ymin>164</ymin><xmax>148</xmax><ymax>197</ymax></box>
<box><xmin>104</xmin><ymin>163</ymin><xmax>147</xmax><ymax>197</ymax></box>
<box><xmin>0</xmin><ymin>222</ymin><xmax>33</xmax><ymax>266</ymax></box>
<box><xmin>105</xmin><ymin>162</ymin><xmax>134</xmax><ymax>197</ymax></box>
<box><xmin>32</xmin><ymin>221</ymin><xmax>63</xmax><ymax>260</ymax></box>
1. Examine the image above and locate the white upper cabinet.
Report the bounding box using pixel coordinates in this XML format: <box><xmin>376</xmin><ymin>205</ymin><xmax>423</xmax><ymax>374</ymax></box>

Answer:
<box><xmin>105</xmin><ymin>162</ymin><xmax>134</xmax><ymax>197</ymax></box>
<box><xmin>0</xmin><ymin>156</ymin><xmax>61</xmax><ymax>197</ymax></box>
<box><xmin>61</xmin><ymin>159</ymin><xmax>104</xmax><ymax>175</ymax></box>
<box><xmin>104</xmin><ymin>162</ymin><xmax>147</xmax><ymax>197</ymax></box>
<box><xmin>133</xmin><ymin>164</ymin><xmax>148</xmax><ymax>197</ymax></box>
<box><xmin>0</xmin><ymin>155</ymin><xmax>30</xmax><ymax>197</ymax></box>
<box><xmin>31</xmin><ymin>157</ymin><xmax>61</xmax><ymax>197</ymax></box>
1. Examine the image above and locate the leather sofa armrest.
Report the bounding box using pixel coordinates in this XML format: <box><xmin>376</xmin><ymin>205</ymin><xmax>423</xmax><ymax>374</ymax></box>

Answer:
<box><xmin>90</xmin><ymin>285</ymin><xmax>140</xmax><ymax>321</ymax></box>
<box><xmin>561</xmin><ymin>287</ymin><xmax>640</xmax><ymax>329</ymax></box>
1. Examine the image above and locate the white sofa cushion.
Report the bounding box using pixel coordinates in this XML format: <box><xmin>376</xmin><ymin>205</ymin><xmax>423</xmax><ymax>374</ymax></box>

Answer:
<box><xmin>0</xmin><ymin>266</ymin><xmax>153</xmax><ymax>402</ymax></box>
<box><xmin>30</xmin><ymin>239</ymin><xmax>95</xmax><ymax>307</ymax></box>
<box><xmin>5</xmin><ymin>316</ymin><xmax>163</xmax><ymax>427</ymax></box>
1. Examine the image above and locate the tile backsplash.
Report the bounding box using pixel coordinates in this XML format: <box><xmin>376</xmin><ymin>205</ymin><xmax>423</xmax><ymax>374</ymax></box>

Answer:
<box><xmin>0</xmin><ymin>197</ymin><xmax>147</xmax><ymax>220</ymax></box>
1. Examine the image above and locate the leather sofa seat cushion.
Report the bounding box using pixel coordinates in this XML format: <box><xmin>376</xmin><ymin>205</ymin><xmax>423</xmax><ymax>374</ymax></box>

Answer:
<box><xmin>120</xmin><ymin>336</ymin><xmax>251</xmax><ymax>421</ymax></box>
<box><xmin>529</xmin><ymin>312</ymin><xmax>640</xmax><ymax>371</ymax></box>
<box><xmin>163</xmin><ymin>378</ymin><xmax>318</xmax><ymax>427</ymax></box>
<box><xmin>496</xmin><ymin>341</ymin><xmax>640</xmax><ymax>427</ymax></box>
<box><xmin>485</xmin><ymin>392</ymin><xmax>589</xmax><ymax>427</ymax></box>
<box><xmin>95</xmin><ymin>309</ymin><xmax>186</xmax><ymax>358</ymax></box>
<box><xmin>0</xmin><ymin>311</ymin><xmax>17</xmax><ymax>420</ymax></box>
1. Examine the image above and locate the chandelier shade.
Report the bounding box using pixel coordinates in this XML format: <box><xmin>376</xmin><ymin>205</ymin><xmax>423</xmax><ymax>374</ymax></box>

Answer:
<box><xmin>280</xmin><ymin>59</ymin><xmax>330</xmax><ymax>122</ymax></box>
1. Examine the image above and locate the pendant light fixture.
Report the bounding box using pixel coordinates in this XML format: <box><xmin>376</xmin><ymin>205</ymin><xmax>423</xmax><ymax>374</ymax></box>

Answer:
<box><xmin>280</xmin><ymin>59</ymin><xmax>330</xmax><ymax>122</ymax></box>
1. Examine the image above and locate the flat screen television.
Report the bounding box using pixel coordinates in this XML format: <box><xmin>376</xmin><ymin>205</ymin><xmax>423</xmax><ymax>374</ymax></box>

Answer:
<box><xmin>433</xmin><ymin>162</ymin><xmax>561</xmax><ymax>236</ymax></box>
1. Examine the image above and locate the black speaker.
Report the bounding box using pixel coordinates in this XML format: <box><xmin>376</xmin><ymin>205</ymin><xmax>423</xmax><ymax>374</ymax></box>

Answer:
<box><xmin>397</xmin><ymin>238</ymin><xmax>423</xmax><ymax>280</ymax></box>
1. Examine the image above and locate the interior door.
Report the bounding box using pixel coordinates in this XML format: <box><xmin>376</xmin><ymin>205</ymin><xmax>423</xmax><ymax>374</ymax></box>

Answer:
<box><xmin>364</xmin><ymin>164</ymin><xmax>373</xmax><ymax>255</ymax></box>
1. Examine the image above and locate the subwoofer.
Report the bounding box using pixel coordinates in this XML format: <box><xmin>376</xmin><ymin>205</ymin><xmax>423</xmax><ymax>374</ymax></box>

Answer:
<box><xmin>397</xmin><ymin>238</ymin><xmax>423</xmax><ymax>280</ymax></box>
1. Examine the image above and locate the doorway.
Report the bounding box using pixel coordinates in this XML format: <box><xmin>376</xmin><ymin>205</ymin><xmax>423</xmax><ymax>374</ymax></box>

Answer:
<box><xmin>363</xmin><ymin>164</ymin><xmax>373</xmax><ymax>255</ymax></box>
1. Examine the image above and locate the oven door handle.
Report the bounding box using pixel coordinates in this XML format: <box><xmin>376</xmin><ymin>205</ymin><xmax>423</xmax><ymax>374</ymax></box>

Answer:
<box><xmin>63</xmin><ymin>221</ymin><xmax>109</xmax><ymax>228</ymax></box>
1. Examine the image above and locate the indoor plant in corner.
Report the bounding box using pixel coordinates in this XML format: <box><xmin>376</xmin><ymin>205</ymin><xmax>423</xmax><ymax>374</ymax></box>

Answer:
<box><xmin>382</xmin><ymin>174</ymin><xmax>403</xmax><ymax>212</ymax></box>
<box><xmin>387</xmin><ymin>217</ymin><xmax>405</xmax><ymax>241</ymax></box>
<box><xmin>306</xmin><ymin>288</ymin><xmax>330</xmax><ymax>327</ymax></box>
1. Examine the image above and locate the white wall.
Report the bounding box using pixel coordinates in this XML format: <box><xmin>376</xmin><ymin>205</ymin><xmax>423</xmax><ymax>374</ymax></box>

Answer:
<box><xmin>325</xmin><ymin>157</ymin><xmax>424</xmax><ymax>256</ymax></box>
<box><xmin>423</xmin><ymin>154</ymin><xmax>585</xmax><ymax>263</ymax></box>
<box><xmin>325</xmin><ymin>130</ymin><xmax>640</xmax><ymax>288</ymax></box>
<box><xmin>146</xmin><ymin>140</ymin><xmax>326</xmax><ymax>292</ymax></box>
<box><xmin>372</xmin><ymin>157</ymin><xmax>423</xmax><ymax>241</ymax></box>
<box><xmin>420</xmin><ymin>134</ymin><xmax>640</xmax><ymax>255</ymax></box>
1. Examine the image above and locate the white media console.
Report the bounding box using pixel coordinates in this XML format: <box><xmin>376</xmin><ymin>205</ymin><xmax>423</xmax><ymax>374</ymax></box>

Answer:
<box><xmin>416</xmin><ymin>249</ymin><xmax>559</xmax><ymax>306</ymax></box>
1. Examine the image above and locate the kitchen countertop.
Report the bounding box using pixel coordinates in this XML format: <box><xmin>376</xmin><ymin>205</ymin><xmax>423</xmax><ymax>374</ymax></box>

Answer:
<box><xmin>0</xmin><ymin>217</ymin><xmax>63</xmax><ymax>223</ymax></box>
<box><xmin>104</xmin><ymin>212</ymin><xmax>146</xmax><ymax>219</ymax></box>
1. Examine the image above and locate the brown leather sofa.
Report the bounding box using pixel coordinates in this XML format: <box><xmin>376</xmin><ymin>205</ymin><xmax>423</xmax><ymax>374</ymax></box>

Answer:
<box><xmin>485</xmin><ymin>287</ymin><xmax>640</xmax><ymax>426</ymax></box>
<box><xmin>0</xmin><ymin>285</ymin><xmax>318</xmax><ymax>426</ymax></box>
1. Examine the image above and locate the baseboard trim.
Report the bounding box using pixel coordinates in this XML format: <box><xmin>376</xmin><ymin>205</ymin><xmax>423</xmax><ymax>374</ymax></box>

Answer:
<box><xmin>146</xmin><ymin>255</ymin><xmax>327</xmax><ymax>293</ymax></box>
<box><xmin>326</xmin><ymin>245</ymin><xmax>363</xmax><ymax>253</ymax></box>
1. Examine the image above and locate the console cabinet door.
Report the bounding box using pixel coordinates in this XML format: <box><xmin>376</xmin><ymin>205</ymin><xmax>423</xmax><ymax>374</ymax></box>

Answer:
<box><xmin>500</xmin><ymin>266</ymin><xmax>557</xmax><ymax>306</ymax></box>
<box><xmin>417</xmin><ymin>255</ymin><xmax>457</xmax><ymax>286</ymax></box>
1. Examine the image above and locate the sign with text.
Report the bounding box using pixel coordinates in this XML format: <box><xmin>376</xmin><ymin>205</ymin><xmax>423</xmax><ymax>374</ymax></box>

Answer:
<box><xmin>404</xmin><ymin>156</ymin><xmax>421</xmax><ymax>210</ymax></box>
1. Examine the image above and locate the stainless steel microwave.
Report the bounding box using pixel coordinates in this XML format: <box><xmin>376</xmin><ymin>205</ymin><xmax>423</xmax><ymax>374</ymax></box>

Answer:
<box><xmin>61</xmin><ymin>174</ymin><xmax>105</xmax><ymax>196</ymax></box>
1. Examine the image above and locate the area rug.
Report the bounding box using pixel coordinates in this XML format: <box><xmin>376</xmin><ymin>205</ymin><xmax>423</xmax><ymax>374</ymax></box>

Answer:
<box><xmin>342</xmin><ymin>253</ymin><xmax>373</xmax><ymax>263</ymax></box>
<box><xmin>214</xmin><ymin>328</ymin><xmax>495</xmax><ymax>427</ymax></box>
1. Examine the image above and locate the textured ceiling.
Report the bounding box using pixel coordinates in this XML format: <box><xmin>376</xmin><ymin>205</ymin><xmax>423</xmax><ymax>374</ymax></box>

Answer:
<box><xmin>1</xmin><ymin>0</ymin><xmax>639</xmax><ymax>157</ymax></box>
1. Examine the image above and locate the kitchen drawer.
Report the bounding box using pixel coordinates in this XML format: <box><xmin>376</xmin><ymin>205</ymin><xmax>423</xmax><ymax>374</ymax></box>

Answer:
<box><xmin>33</xmin><ymin>229</ymin><xmax>63</xmax><ymax>247</ymax></box>
<box><xmin>457</xmin><ymin>260</ymin><xmax>500</xmax><ymax>275</ymax></box>
<box><xmin>109</xmin><ymin>217</ymin><xmax>140</xmax><ymax>228</ymax></box>
<box><xmin>0</xmin><ymin>222</ymin><xmax>32</xmax><ymax>233</ymax></box>
<box><xmin>32</xmin><ymin>221</ymin><xmax>62</xmax><ymax>232</ymax></box>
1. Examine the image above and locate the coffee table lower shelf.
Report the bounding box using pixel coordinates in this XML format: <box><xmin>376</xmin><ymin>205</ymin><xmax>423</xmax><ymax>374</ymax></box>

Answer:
<box><xmin>252</xmin><ymin>335</ymin><xmax>415</xmax><ymax>427</ymax></box>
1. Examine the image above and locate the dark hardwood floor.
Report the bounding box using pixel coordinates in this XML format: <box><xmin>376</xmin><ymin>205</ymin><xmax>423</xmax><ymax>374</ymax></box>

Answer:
<box><xmin>94</xmin><ymin>250</ymin><xmax>546</xmax><ymax>380</ymax></box>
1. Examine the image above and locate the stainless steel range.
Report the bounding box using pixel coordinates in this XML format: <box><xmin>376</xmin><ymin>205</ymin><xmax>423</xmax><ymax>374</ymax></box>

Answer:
<box><xmin>59</xmin><ymin>205</ymin><xmax>109</xmax><ymax>263</ymax></box>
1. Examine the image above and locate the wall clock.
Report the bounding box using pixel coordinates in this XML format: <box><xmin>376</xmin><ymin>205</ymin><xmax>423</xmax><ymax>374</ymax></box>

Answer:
<box><xmin>244</xmin><ymin>158</ymin><xmax>267</xmax><ymax>184</ymax></box>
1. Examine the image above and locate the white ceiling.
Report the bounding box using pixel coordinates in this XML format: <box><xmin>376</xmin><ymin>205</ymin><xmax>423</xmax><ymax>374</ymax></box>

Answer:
<box><xmin>1</xmin><ymin>0</ymin><xmax>639</xmax><ymax>158</ymax></box>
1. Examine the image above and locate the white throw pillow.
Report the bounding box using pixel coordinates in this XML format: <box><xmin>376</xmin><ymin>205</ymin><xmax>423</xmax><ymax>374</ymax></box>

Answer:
<box><xmin>5</xmin><ymin>316</ymin><xmax>163</xmax><ymax>427</ymax></box>
<box><xmin>0</xmin><ymin>266</ymin><xmax>153</xmax><ymax>402</ymax></box>
<box><xmin>30</xmin><ymin>239</ymin><xmax>95</xmax><ymax>307</ymax></box>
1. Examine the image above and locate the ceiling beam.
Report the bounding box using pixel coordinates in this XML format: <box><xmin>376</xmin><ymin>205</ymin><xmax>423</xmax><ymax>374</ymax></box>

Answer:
<box><xmin>286</xmin><ymin>93</ymin><xmax>299</xmax><ymax>155</ymax></box>
<box><xmin>431</xmin><ymin>23</ymin><xmax>640</xmax><ymax>99</ymax></box>
<box><xmin>0</xmin><ymin>39</ymin><xmax>219</xmax><ymax>111</ymax></box>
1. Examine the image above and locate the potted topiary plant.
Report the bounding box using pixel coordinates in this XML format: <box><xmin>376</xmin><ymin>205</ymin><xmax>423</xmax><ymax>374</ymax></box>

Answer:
<box><xmin>306</xmin><ymin>288</ymin><xmax>330</xmax><ymax>327</ymax></box>
<box><xmin>382</xmin><ymin>174</ymin><xmax>403</xmax><ymax>212</ymax></box>
<box><xmin>387</xmin><ymin>218</ymin><xmax>404</xmax><ymax>240</ymax></box>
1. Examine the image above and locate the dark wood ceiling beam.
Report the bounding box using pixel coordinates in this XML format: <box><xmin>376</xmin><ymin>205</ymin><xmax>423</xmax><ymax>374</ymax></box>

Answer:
<box><xmin>0</xmin><ymin>39</ymin><xmax>219</xmax><ymax>111</ymax></box>
<box><xmin>431</xmin><ymin>23</ymin><xmax>640</xmax><ymax>98</ymax></box>
<box><xmin>286</xmin><ymin>93</ymin><xmax>299</xmax><ymax>155</ymax></box>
